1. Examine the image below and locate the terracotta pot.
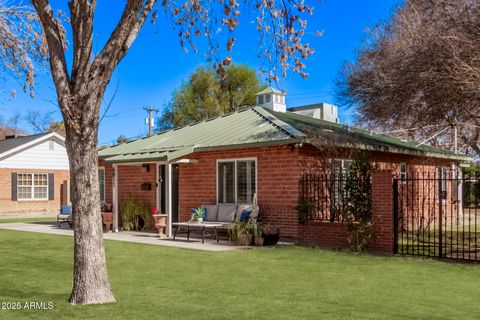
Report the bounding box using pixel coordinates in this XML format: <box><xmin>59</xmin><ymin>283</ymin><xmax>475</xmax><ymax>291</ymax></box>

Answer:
<box><xmin>102</xmin><ymin>212</ymin><xmax>113</xmax><ymax>232</ymax></box>
<box><xmin>254</xmin><ymin>237</ymin><xmax>264</xmax><ymax>246</ymax></box>
<box><xmin>234</xmin><ymin>234</ymin><xmax>253</xmax><ymax>246</ymax></box>
<box><xmin>153</xmin><ymin>214</ymin><xmax>168</xmax><ymax>238</ymax></box>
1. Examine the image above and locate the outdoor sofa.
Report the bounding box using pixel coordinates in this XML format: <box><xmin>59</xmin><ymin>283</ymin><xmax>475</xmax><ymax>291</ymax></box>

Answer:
<box><xmin>199</xmin><ymin>204</ymin><xmax>258</xmax><ymax>228</ymax></box>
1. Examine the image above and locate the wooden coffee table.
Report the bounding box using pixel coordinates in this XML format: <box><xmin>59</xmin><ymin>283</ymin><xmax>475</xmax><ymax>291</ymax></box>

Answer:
<box><xmin>172</xmin><ymin>222</ymin><xmax>225</xmax><ymax>244</ymax></box>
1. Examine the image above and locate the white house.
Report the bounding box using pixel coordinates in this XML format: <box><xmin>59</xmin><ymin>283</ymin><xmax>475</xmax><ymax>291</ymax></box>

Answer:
<box><xmin>0</xmin><ymin>132</ymin><xmax>70</xmax><ymax>214</ymax></box>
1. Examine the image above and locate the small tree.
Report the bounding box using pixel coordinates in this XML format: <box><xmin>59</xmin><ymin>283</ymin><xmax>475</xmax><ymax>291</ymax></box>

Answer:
<box><xmin>24</xmin><ymin>0</ymin><xmax>318</xmax><ymax>305</ymax></box>
<box><xmin>48</xmin><ymin>121</ymin><xmax>66</xmax><ymax>137</ymax></box>
<box><xmin>158</xmin><ymin>64</ymin><xmax>265</xmax><ymax>130</ymax></box>
<box><xmin>337</xmin><ymin>0</ymin><xmax>480</xmax><ymax>156</ymax></box>
<box><xmin>341</xmin><ymin>151</ymin><xmax>373</xmax><ymax>252</ymax></box>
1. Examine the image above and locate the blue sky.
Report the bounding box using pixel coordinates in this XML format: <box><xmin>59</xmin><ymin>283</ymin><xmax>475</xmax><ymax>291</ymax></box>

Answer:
<box><xmin>0</xmin><ymin>0</ymin><xmax>398</xmax><ymax>145</ymax></box>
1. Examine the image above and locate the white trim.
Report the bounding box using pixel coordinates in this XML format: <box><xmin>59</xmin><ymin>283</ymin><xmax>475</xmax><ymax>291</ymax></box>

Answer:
<box><xmin>166</xmin><ymin>163</ymin><xmax>172</xmax><ymax>237</ymax></box>
<box><xmin>112</xmin><ymin>161</ymin><xmax>169</xmax><ymax>233</ymax></box>
<box><xmin>400</xmin><ymin>162</ymin><xmax>407</xmax><ymax>184</ymax></box>
<box><xmin>112</xmin><ymin>164</ymin><xmax>119</xmax><ymax>232</ymax></box>
<box><xmin>17</xmin><ymin>173</ymin><xmax>49</xmax><ymax>201</ymax></box>
<box><xmin>0</xmin><ymin>132</ymin><xmax>65</xmax><ymax>160</ymax></box>
<box><xmin>156</xmin><ymin>163</ymin><xmax>160</xmax><ymax>213</ymax></box>
<box><xmin>216</xmin><ymin>157</ymin><xmax>258</xmax><ymax>205</ymax></box>
<box><xmin>171</xmin><ymin>159</ymin><xmax>199</xmax><ymax>164</ymax></box>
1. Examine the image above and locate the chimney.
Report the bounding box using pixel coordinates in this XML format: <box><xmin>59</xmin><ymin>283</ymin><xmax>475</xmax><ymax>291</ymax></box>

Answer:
<box><xmin>255</xmin><ymin>87</ymin><xmax>287</xmax><ymax>112</ymax></box>
<box><xmin>288</xmin><ymin>103</ymin><xmax>339</xmax><ymax>123</ymax></box>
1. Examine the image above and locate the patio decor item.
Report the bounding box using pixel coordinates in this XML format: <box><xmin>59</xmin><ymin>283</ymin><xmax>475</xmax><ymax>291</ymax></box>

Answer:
<box><xmin>261</xmin><ymin>224</ymin><xmax>280</xmax><ymax>246</ymax></box>
<box><xmin>101</xmin><ymin>202</ymin><xmax>113</xmax><ymax>212</ymax></box>
<box><xmin>121</xmin><ymin>197</ymin><xmax>150</xmax><ymax>231</ymax></box>
<box><xmin>152</xmin><ymin>208</ymin><xmax>168</xmax><ymax>238</ymax></box>
<box><xmin>192</xmin><ymin>207</ymin><xmax>205</xmax><ymax>223</ymax></box>
<box><xmin>102</xmin><ymin>212</ymin><xmax>113</xmax><ymax>232</ymax></box>
<box><xmin>172</xmin><ymin>221</ymin><xmax>223</xmax><ymax>244</ymax></box>
<box><xmin>228</xmin><ymin>221</ymin><xmax>253</xmax><ymax>246</ymax></box>
<box><xmin>253</xmin><ymin>223</ymin><xmax>263</xmax><ymax>246</ymax></box>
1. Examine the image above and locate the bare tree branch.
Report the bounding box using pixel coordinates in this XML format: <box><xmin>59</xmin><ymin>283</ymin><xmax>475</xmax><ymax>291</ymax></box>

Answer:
<box><xmin>337</xmin><ymin>0</ymin><xmax>480</xmax><ymax>156</ymax></box>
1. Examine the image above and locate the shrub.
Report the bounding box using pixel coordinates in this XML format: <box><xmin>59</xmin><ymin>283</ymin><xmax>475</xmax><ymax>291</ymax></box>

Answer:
<box><xmin>295</xmin><ymin>201</ymin><xmax>317</xmax><ymax>224</ymax></box>
<box><xmin>120</xmin><ymin>197</ymin><xmax>150</xmax><ymax>231</ymax></box>
<box><xmin>340</xmin><ymin>151</ymin><xmax>374</xmax><ymax>253</ymax></box>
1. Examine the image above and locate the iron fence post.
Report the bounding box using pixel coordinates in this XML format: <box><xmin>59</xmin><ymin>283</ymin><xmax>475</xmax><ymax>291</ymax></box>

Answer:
<box><xmin>438</xmin><ymin>173</ymin><xmax>443</xmax><ymax>258</ymax></box>
<box><xmin>393</xmin><ymin>178</ymin><xmax>399</xmax><ymax>255</ymax></box>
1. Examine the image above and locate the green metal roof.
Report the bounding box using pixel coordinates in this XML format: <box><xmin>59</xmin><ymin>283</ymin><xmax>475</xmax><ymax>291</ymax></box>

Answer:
<box><xmin>99</xmin><ymin>106</ymin><xmax>471</xmax><ymax>163</ymax></box>
<box><xmin>99</xmin><ymin>108</ymin><xmax>300</xmax><ymax>163</ymax></box>
<box><xmin>255</xmin><ymin>87</ymin><xmax>285</xmax><ymax>95</ymax></box>
<box><xmin>264</xmin><ymin>108</ymin><xmax>471</xmax><ymax>161</ymax></box>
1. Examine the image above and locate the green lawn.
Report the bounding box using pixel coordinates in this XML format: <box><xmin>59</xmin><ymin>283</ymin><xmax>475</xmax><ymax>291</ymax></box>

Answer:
<box><xmin>0</xmin><ymin>230</ymin><xmax>479</xmax><ymax>319</ymax></box>
<box><xmin>0</xmin><ymin>217</ymin><xmax>56</xmax><ymax>224</ymax></box>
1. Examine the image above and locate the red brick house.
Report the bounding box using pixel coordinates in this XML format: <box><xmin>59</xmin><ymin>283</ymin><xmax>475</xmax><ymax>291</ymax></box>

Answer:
<box><xmin>0</xmin><ymin>132</ymin><xmax>70</xmax><ymax>214</ymax></box>
<box><xmin>98</xmin><ymin>89</ymin><xmax>469</xmax><ymax>252</ymax></box>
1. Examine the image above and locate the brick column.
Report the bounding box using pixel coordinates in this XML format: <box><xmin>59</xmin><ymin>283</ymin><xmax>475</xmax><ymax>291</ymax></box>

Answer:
<box><xmin>369</xmin><ymin>170</ymin><xmax>394</xmax><ymax>254</ymax></box>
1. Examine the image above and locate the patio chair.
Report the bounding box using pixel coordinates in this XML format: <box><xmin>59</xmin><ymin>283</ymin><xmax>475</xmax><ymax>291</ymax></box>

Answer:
<box><xmin>57</xmin><ymin>205</ymin><xmax>73</xmax><ymax>228</ymax></box>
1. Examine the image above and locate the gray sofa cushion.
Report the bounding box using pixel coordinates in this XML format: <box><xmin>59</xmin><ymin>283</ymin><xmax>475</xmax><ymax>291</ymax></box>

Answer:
<box><xmin>217</xmin><ymin>205</ymin><xmax>237</xmax><ymax>222</ymax></box>
<box><xmin>235</xmin><ymin>204</ymin><xmax>252</xmax><ymax>221</ymax></box>
<box><xmin>201</xmin><ymin>204</ymin><xmax>219</xmax><ymax>221</ymax></box>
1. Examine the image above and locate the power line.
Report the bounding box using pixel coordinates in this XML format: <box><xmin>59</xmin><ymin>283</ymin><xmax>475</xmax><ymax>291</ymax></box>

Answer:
<box><xmin>415</xmin><ymin>127</ymin><xmax>450</xmax><ymax>148</ymax></box>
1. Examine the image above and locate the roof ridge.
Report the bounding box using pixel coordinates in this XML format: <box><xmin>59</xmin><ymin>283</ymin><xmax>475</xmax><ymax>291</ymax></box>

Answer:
<box><xmin>252</xmin><ymin>107</ymin><xmax>306</xmax><ymax>139</ymax></box>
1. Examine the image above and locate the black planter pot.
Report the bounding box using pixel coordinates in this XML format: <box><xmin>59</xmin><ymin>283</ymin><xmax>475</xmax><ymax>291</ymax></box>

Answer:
<box><xmin>263</xmin><ymin>234</ymin><xmax>280</xmax><ymax>246</ymax></box>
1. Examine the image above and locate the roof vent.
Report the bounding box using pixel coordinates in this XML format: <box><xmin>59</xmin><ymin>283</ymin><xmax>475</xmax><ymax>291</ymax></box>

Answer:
<box><xmin>288</xmin><ymin>103</ymin><xmax>339</xmax><ymax>123</ymax></box>
<box><xmin>255</xmin><ymin>87</ymin><xmax>287</xmax><ymax>113</ymax></box>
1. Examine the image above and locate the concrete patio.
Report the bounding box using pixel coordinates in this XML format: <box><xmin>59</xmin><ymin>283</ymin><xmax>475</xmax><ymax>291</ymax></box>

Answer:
<box><xmin>0</xmin><ymin>221</ymin><xmax>247</xmax><ymax>252</ymax></box>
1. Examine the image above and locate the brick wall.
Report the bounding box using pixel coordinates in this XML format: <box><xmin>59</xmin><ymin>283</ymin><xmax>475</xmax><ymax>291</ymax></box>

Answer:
<box><xmin>102</xmin><ymin>143</ymin><xmax>457</xmax><ymax>253</ymax></box>
<box><xmin>178</xmin><ymin>145</ymin><xmax>302</xmax><ymax>238</ymax></box>
<box><xmin>369</xmin><ymin>171</ymin><xmax>394</xmax><ymax>253</ymax></box>
<box><xmin>116</xmin><ymin>163</ymin><xmax>157</xmax><ymax>214</ymax></box>
<box><xmin>0</xmin><ymin>168</ymin><xmax>70</xmax><ymax>214</ymax></box>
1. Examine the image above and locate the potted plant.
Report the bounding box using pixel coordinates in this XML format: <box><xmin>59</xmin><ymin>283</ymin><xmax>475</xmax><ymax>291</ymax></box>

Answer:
<box><xmin>192</xmin><ymin>207</ymin><xmax>205</xmax><ymax>223</ymax></box>
<box><xmin>228</xmin><ymin>221</ymin><xmax>253</xmax><ymax>246</ymax></box>
<box><xmin>120</xmin><ymin>197</ymin><xmax>151</xmax><ymax>231</ymax></box>
<box><xmin>261</xmin><ymin>223</ymin><xmax>280</xmax><ymax>246</ymax></box>
<box><xmin>152</xmin><ymin>207</ymin><xmax>168</xmax><ymax>238</ymax></box>
<box><xmin>100</xmin><ymin>202</ymin><xmax>113</xmax><ymax>232</ymax></box>
<box><xmin>252</xmin><ymin>223</ymin><xmax>263</xmax><ymax>246</ymax></box>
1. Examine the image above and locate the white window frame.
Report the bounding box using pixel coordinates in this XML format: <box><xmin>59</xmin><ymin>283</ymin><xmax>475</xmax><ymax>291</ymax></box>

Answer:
<box><xmin>216</xmin><ymin>157</ymin><xmax>258</xmax><ymax>204</ymax></box>
<box><xmin>257</xmin><ymin>95</ymin><xmax>264</xmax><ymax>105</ymax></box>
<box><xmin>439</xmin><ymin>166</ymin><xmax>448</xmax><ymax>201</ymax></box>
<box><xmin>330</xmin><ymin>159</ymin><xmax>352</xmax><ymax>205</ymax></box>
<box><xmin>17</xmin><ymin>173</ymin><xmax>49</xmax><ymax>201</ymax></box>
<box><xmin>98</xmin><ymin>166</ymin><xmax>106</xmax><ymax>202</ymax></box>
<box><xmin>400</xmin><ymin>162</ymin><xmax>407</xmax><ymax>183</ymax></box>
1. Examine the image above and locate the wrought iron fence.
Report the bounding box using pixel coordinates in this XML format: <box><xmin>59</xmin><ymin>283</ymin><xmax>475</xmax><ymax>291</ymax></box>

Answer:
<box><xmin>299</xmin><ymin>173</ymin><xmax>348</xmax><ymax>222</ymax></box>
<box><xmin>394</xmin><ymin>171</ymin><xmax>480</xmax><ymax>262</ymax></box>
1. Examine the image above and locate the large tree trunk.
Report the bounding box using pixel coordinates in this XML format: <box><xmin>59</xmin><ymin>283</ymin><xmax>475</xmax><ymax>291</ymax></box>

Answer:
<box><xmin>65</xmin><ymin>98</ymin><xmax>115</xmax><ymax>305</ymax></box>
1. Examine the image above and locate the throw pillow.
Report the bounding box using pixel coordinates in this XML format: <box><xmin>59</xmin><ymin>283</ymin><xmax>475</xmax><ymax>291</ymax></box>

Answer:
<box><xmin>240</xmin><ymin>210</ymin><xmax>252</xmax><ymax>223</ymax></box>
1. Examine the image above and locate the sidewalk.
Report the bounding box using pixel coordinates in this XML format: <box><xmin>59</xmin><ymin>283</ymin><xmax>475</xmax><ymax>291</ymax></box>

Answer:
<box><xmin>0</xmin><ymin>221</ymin><xmax>248</xmax><ymax>252</ymax></box>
